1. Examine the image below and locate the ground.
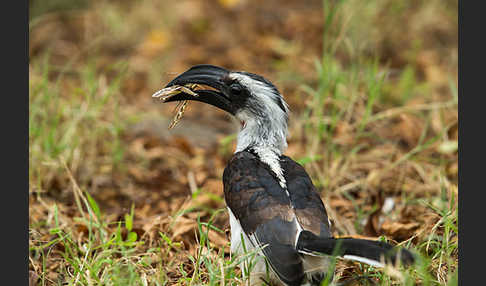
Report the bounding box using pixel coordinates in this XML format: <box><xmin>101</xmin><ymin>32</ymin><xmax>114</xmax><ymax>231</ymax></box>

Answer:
<box><xmin>29</xmin><ymin>0</ymin><xmax>458</xmax><ymax>285</ymax></box>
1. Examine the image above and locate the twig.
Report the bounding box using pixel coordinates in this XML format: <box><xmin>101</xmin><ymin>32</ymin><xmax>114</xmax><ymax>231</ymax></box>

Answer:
<box><xmin>61</xmin><ymin>158</ymin><xmax>99</xmax><ymax>225</ymax></box>
<box><xmin>187</xmin><ymin>171</ymin><xmax>198</xmax><ymax>194</ymax></box>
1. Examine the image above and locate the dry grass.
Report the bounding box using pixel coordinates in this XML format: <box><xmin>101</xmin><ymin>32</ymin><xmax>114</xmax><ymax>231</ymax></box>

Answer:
<box><xmin>29</xmin><ymin>0</ymin><xmax>457</xmax><ymax>285</ymax></box>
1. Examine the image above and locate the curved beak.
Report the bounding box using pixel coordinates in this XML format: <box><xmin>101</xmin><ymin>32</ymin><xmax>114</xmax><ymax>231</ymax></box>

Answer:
<box><xmin>153</xmin><ymin>64</ymin><xmax>235</xmax><ymax>115</ymax></box>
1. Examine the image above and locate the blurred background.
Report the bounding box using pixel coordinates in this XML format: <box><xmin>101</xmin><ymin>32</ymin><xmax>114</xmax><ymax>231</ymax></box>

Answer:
<box><xmin>29</xmin><ymin>0</ymin><xmax>458</xmax><ymax>285</ymax></box>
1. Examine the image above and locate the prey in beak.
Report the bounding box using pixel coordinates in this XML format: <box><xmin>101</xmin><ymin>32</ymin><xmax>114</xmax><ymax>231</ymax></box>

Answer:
<box><xmin>152</xmin><ymin>84</ymin><xmax>199</xmax><ymax>128</ymax></box>
<box><xmin>152</xmin><ymin>65</ymin><xmax>235</xmax><ymax>128</ymax></box>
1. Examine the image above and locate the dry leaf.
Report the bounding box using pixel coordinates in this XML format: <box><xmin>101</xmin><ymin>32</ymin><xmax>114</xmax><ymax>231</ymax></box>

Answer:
<box><xmin>381</xmin><ymin>221</ymin><xmax>420</xmax><ymax>241</ymax></box>
<box><xmin>202</xmin><ymin>225</ymin><xmax>229</xmax><ymax>250</ymax></box>
<box><xmin>171</xmin><ymin>216</ymin><xmax>197</xmax><ymax>239</ymax></box>
<box><xmin>394</xmin><ymin>113</ymin><xmax>424</xmax><ymax>147</ymax></box>
<box><xmin>330</xmin><ymin>198</ymin><xmax>353</xmax><ymax>209</ymax></box>
<box><xmin>170</xmin><ymin>136</ymin><xmax>195</xmax><ymax>156</ymax></box>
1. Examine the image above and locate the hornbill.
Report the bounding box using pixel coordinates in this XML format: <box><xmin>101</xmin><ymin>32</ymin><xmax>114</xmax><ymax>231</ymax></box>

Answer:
<box><xmin>153</xmin><ymin>64</ymin><xmax>415</xmax><ymax>286</ymax></box>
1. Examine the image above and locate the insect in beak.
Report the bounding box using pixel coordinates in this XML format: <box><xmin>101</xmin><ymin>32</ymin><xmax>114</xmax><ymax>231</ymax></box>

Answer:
<box><xmin>152</xmin><ymin>84</ymin><xmax>199</xmax><ymax>129</ymax></box>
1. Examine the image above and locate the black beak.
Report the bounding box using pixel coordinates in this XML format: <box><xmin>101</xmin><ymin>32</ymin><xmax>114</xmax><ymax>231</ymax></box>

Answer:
<box><xmin>156</xmin><ymin>64</ymin><xmax>235</xmax><ymax>115</ymax></box>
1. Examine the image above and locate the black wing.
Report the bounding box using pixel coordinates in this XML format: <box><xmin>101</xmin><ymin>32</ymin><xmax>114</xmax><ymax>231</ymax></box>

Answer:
<box><xmin>223</xmin><ymin>151</ymin><xmax>333</xmax><ymax>285</ymax></box>
<box><xmin>280</xmin><ymin>155</ymin><xmax>332</xmax><ymax>239</ymax></box>
<box><xmin>223</xmin><ymin>151</ymin><xmax>304</xmax><ymax>285</ymax></box>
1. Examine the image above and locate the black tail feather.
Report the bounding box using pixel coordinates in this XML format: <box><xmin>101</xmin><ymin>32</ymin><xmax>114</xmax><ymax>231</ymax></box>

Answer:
<box><xmin>297</xmin><ymin>231</ymin><xmax>415</xmax><ymax>266</ymax></box>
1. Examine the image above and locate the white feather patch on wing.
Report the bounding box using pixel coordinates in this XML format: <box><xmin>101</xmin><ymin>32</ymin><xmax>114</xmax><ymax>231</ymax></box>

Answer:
<box><xmin>228</xmin><ymin>207</ymin><xmax>254</xmax><ymax>254</ymax></box>
<box><xmin>297</xmin><ymin>248</ymin><xmax>327</xmax><ymax>258</ymax></box>
<box><xmin>342</xmin><ymin>255</ymin><xmax>385</xmax><ymax>268</ymax></box>
<box><xmin>228</xmin><ymin>208</ymin><xmax>274</xmax><ymax>283</ymax></box>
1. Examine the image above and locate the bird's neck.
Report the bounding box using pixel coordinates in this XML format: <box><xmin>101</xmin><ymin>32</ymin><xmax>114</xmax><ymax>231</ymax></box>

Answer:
<box><xmin>236</xmin><ymin>119</ymin><xmax>288</xmax><ymax>189</ymax></box>
<box><xmin>235</xmin><ymin>113</ymin><xmax>288</xmax><ymax>155</ymax></box>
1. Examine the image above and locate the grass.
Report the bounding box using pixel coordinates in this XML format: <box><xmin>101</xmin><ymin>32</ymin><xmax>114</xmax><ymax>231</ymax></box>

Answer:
<box><xmin>288</xmin><ymin>1</ymin><xmax>457</xmax><ymax>284</ymax></box>
<box><xmin>29</xmin><ymin>0</ymin><xmax>457</xmax><ymax>285</ymax></box>
<box><xmin>30</xmin><ymin>177</ymin><xmax>255</xmax><ymax>285</ymax></box>
<box><xmin>29</xmin><ymin>54</ymin><xmax>128</xmax><ymax>195</ymax></box>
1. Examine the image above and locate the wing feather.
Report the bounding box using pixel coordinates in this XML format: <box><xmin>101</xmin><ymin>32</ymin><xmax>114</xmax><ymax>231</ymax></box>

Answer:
<box><xmin>223</xmin><ymin>151</ymin><xmax>304</xmax><ymax>285</ymax></box>
<box><xmin>223</xmin><ymin>151</ymin><xmax>333</xmax><ymax>285</ymax></box>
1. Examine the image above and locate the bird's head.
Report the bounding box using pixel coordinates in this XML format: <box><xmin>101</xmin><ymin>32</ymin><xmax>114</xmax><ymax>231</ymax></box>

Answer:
<box><xmin>155</xmin><ymin>64</ymin><xmax>290</xmax><ymax>153</ymax></box>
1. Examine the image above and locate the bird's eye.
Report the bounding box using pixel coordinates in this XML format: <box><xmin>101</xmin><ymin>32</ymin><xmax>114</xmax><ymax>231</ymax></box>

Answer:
<box><xmin>229</xmin><ymin>83</ymin><xmax>242</xmax><ymax>95</ymax></box>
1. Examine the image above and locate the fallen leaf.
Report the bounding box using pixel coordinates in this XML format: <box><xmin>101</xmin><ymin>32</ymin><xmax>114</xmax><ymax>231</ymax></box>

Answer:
<box><xmin>170</xmin><ymin>136</ymin><xmax>196</xmax><ymax>156</ymax></box>
<box><xmin>394</xmin><ymin>113</ymin><xmax>424</xmax><ymax>148</ymax></box>
<box><xmin>381</xmin><ymin>221</ymin><xmax>420</xmax><ymax>241</ymax></box>
<box><xmin>171</xmin><ymin>216</ymin><xmax>197</xmax><ymax>239</ymax></box>
<box><xmin>202</xmin><ymin>225</ymin><xmax>229</xmax><ymax>250</ymax></box>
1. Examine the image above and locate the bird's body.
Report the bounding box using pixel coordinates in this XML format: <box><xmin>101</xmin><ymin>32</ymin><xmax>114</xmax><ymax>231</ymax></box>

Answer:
<box><xmin>153</xmin><ymin>64</ymin><xmax>415</xmax><ymax>286</ymax></box>
<box><xmin>224</xmin><ymin>149</ymin><xmax>333</xmax><ymax>285</ymax></box>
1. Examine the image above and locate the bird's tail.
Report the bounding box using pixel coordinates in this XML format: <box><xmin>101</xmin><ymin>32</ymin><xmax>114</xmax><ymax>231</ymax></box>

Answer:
<box><xmin>296</xmin><ymin>230</ymin><xmax>415</xmax><ymax>267</ymax></box>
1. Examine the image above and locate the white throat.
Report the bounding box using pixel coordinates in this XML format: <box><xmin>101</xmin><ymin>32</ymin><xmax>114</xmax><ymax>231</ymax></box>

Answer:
<box><xmin>235</xmin><ymin>112</ymin><xmax>288</xmax><ymax>154</ymax></box>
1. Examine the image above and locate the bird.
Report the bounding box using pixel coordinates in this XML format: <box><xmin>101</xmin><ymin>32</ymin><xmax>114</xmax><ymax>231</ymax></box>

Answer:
<box><xmin>153</xmin><ymin>64</ymin><xmax>415</xmax><ymax>286</ymax></box>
